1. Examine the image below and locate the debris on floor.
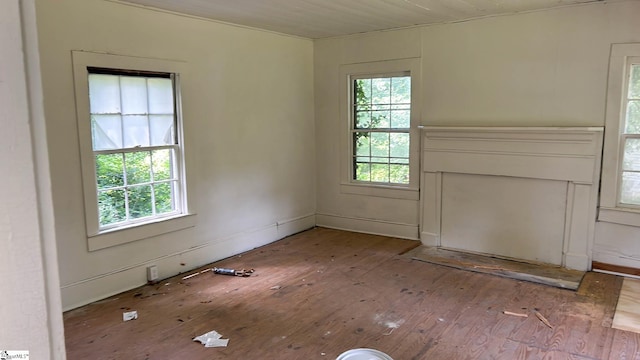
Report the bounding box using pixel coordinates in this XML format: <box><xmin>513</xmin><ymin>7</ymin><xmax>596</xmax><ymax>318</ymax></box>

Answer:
<box><xmin>535</xmin><ymin>310</ymin><xmax>553</xmax><ymax>329</ymax></box>
<box><xmin>193</xmin><ymin>330</ymin><xmax>229</xmax><ymax>348</ymax></box>
<box><xmin>270</xmin><ymin>285</ymin><xmax>282</xmax><ymax>290</ymax></box>
<box><xmin>503</xmin><ymin>310</ymin><xmax>528</xmax><ymax>318</ymax></box>
<box><xmin>182</xmin><ymin>269</ymin><xmax>212</xmax><ymax>280</ymax></box>
<box><xmin>123</xmin><ymin>310</ymin><xmax>138</xmax><ymax>321</ymax></box>
<box><xmin>213</xmin><ymin>267</ymin><xmax>255</xmax><ymax>277</ymax></box>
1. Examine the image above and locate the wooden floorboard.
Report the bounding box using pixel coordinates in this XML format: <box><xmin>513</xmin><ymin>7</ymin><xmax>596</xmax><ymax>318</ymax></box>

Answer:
<box><xmin>405</xmin><ymin>245</ymin><xmax>585</xmax><ymax>290</ymax></box>
<box><xmin>64</xmin><ymin>227</ymin><xmax>638</xmax><ymax>359</ymax></box>
<box><xmin>613</xmin><ymin>278</ymin><xmax>640</xmax><ymax>334</ymax></box>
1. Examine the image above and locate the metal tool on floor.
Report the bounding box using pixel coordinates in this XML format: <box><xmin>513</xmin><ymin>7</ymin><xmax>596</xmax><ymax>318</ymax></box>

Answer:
<box><xmin>213</xmin><ymin>267</ymin><xmax>255</xmax><ymax>277</ymax></box>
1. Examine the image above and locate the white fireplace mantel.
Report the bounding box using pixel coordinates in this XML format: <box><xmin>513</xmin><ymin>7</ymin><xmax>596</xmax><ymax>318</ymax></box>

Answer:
<box><xmin>420</xmin><ymin>126</ymin><xmax>603</xmax><ymax>271</ymax></box>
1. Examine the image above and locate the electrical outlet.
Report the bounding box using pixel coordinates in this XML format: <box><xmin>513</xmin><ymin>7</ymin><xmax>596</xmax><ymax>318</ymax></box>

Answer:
<box><xmin>147</xmin><ymin>265</ymin><xmax>159</xmax><ymax>282</ymax></box>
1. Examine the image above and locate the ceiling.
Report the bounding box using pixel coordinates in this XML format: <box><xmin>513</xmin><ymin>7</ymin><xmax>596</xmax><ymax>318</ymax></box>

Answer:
<box><xmin>117</xmin><ymin>0</ymin><xmax>603</xmax><ymax>39</ymax></box>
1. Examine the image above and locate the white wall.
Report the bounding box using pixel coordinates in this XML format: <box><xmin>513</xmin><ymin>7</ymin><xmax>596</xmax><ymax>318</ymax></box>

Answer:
<box><xmin>1</xmin><ymin>0</ymin><xmax>65</xmax><ymax>358</ymax></box>
<box><xmin>314</xmin><ymin>1</ymin><xmax>640</xmax><ymax>263</ymax></box>
<box><xmin>314</xmin><ymin>28</ymin><xmax>423</xmax><ymax>239</ymax></box>
<box><xmin>35</xmin><ymin>0</ymin><xmax>315</xmax><ymax>310</ymax></box>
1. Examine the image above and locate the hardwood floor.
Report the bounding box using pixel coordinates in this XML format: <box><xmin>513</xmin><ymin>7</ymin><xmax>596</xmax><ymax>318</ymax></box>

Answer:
<box><xmin>63</xmin><ymin>227</ymin><xmax>640</xmax><ymax>359</ymax></box>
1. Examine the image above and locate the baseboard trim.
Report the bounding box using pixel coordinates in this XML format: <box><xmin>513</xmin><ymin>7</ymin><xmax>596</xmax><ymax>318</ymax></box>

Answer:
<box><xmin>316</xmin><ymin>213</ymin><xmax>419</xmax><ymax>240</ymax></box>
<box><xmin>593</xmin><ymin>261</ymin><xmax>640</xmax><ymax>277</ymax></box>
<box><xmin>61</xmin><ymin>214</ymin><xmax>315</xmax><ymax>311</ymax></box>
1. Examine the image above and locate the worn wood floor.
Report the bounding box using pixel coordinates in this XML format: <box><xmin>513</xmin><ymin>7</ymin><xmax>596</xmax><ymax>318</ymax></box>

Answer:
<box><xmin>64</xmin><ymin>227</ymin><xmax>640</xmax><ymax>359</ymax></box>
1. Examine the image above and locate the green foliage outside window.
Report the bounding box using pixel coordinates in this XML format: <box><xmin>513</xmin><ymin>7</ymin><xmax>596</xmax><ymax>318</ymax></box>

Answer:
<box><xmin>96</xmin><ymin>149</ymin><xmax>175</xmax><ymax>226</ymax></box>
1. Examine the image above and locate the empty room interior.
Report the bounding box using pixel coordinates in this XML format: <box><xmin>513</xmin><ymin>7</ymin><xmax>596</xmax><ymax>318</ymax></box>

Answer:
<box><xmin>4</xmin><ymin>0</ymin><xmax>640</xmax><ymax>358</ymax></box>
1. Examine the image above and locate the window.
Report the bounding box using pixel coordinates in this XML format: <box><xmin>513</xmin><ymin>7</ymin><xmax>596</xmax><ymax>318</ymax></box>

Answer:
<box><xmin>88</xmin><ymin>69</ymin><xmax>181</xmax><ymax>229</ymax></box>
<box><xmin>600</xmin><ymin>44</ymin><xmax>640</xmax><ymax>226</ymax></box>
<box><xmin>340</xmin><ymin>58</ymin><xmax>420</xmax><ymax>200</ymax></box>
<box><xmin>351</xmin><ymin>74</ymin><xmax>411</xmax><ymax>184</ymax></box>
<box><xmin>619</xmin><ymin>61</ymin><xmax>640</xmax><ymax>206</ymax></box>
<box><xmin>73</xmin><ymin>51</ymin><xmax>194</xmax><ymax>250</ymax></box>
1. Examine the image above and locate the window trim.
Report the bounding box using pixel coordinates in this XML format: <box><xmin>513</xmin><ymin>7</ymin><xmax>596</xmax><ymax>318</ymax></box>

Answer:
<box><xmin>72</xmin><ymin>51</ymin><xmax>195</xmax><ymax>251</ymax></box>
<box><xmin>339</xmin><ymin>58</ymin><xmax>421</xmax><ymax>199</ymax></box>
<box><xmin>599</xmin><ymin>44</ymin><xmax>640</xmax><ymax>226</ymax></box>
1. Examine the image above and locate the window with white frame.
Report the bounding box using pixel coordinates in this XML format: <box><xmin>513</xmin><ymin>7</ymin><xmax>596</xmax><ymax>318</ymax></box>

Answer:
<box><xmin>351</xmin><ymin>74</ymin><xmax>411</xmax><ymax>185</ymax></box>
<box><xmin>618</xmin><ymin>59</ymin><xmax>640</xmax><ymax>206</ymax></box>
<box><xmin>340</xmin><ymin>58</ymin><xmax>420</xmax><ymax>198</ymax></box>
<box><xmin>88</xmin><ymin>68</ymin><xmax>181</xmax><ymax>229</ymax></box>
<box><xmin>72</xmin><ymin>51</ymin><xmax>193</xmax><ymax>250</ymax></box>
<box><xmin>599</xmin><ymin>44</ymin><xmax>640</xmax><ymax>226</ymax></box>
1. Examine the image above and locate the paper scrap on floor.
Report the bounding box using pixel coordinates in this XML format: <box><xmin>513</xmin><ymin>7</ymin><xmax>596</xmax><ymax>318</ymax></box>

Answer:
<box><xmin>123</xmin><ymin>310</ymin><xmax>138</xmax><ymax>321</ymax></box>
<box><xmin>193</xmin><ymin>330</ymin><xmax>229</xmax><ymax>348</ymax></box>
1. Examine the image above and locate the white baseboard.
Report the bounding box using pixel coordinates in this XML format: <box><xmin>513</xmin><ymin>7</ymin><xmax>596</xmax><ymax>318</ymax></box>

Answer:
<box><xmin>316</xmin><ymin>213</ymin><xmax>419</xmax><ymax>240</ymax></box>
<box><xmin>564</xmin><ymin>252</ymin><xmax>590</xmax><ymax>271</ymax></box>
<box><xmin>61</xmin><ymin>214</ymin><xmax>315</xmax><ymax>311</ymax></box>
<box><xmin>592</xmin><ymin>244</ymin><xmax>640</xmax><ymax>270</ymax></box>
<box><xmin>419</xmin><ymin>232</ymin><xmax>439</xmax><ymax>246</ymax></box>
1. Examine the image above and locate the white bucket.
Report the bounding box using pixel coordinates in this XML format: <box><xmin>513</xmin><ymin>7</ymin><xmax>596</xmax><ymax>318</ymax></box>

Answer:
<box><xmin>336</xmin><ymin>348</ymin><xmax>393</xmax><ymax>360</ymax></box>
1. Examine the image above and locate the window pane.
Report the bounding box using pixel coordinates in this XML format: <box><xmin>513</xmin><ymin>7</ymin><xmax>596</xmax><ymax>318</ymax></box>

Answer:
<box><xmin>92</xmin><ymin>115</ymin><xmax>123</xmax><ymax>150</ymax></box>
<box><xmin>355</xmin><ymin>79</ymin><xmax>371</xmax><ymax>105</ymax></box>
<box><xmin>150</xmin><ymin>115</ymin><xmax>175</xmax><ymax>145</ymax></box>
<box><xmin>355</xmin><ymin>111</ymin><xmax>371</xmax><ymax>129</ymax></box>
<box><xmin>371</xmin><ymin>163</ymin><xmax>389</xmax><ymax>182</ymax></box>
<box><xmin>125</xmin><ymin>151</ymin><xmax>152</xmax><ymax>185</ymax></box>
<box><xmin>390</xmin><ymin>164</ymin><xmax>409</xmax><ymax>184</ymax></box>
<box><xmin>371</xmin><ymin>111</ymin><xmax>390</xmax><ymax>128</ymax></box>
<box><xmin>621</xmin><ymin>172</ymin><xmax>640</xmax><ymax>205</ymax></box>
<box><xmin>630</xmin><ymin>64</ymin><xmax>640</xmax><ymax>99</ymax></box>
<box><xmin>391</xmin><ymin>76</ymin><xmax>411</xmax><ymax>103</ymax></box>
<box><xmin>623</xmin><ymin>138</ymin><xmax>640</xmax><ymax>171</ymax></box>
<box><xmin>355</xmin><ymin>162</ymin><xmax>370</xmax><ymax>181</ymax></box>
<box><xmin>354</xmin><ymin>133</ymin><xmax>370</xmax><ymax>156</ymax></box>
<box><xmin>98</xmin><ymin>189</ymin><xmax>126</xmax><ymax>226</ymax></box>
<box><xmin>89</xmin><ymin>74</ymin><xmax>121</xmax><ymax>114</ymax></box>
<box><xmin>123</xmin><ymin>115</ymin><xmax>150</xmax><ymax>148</ymax></box>
<box><xmin>121</xmin><ymin>76</ymin><xmax>148</xmax><ymax>115</ymax></box>
<box><xmin>371</xmin><ymin>156</ymin><xmax>389</xmax><ymax>164</ymax></box>
<box><xmin>390</xmin><ymin>133</ymin><xmax>410</xmax><ymax>158</ymax></box>
<box><xmin>370</xmin><ymin>132</ymin><xmax>389</xmax><ymax>157</ymax></box>
<box><xmin>390</xmin><ymin>109</ymin><xmax>410</xmax><ymax>129</ymax></box>
<box><xmin>154</xmin><ymin>182</ymin><xmax>175</xmax><ymax>214</ymax></box>
<box><xmin>625</xmin><ymin>100</ymin><xmax>640</xmax><ymax>134</ymax></box>
<box><xmin>128</xmin><ymin>185</ymin><xmax>153</xmax><ymax>219</ymax></box>
<box><xmin>148</xmin><ymin>78</ymin><xmax>174</xmax><ymax>114</ymax></box>
<box><xmin>152</xmin><ymin>149</ymin><xmax>173</xmax><ymax>181</ymax></box>
<box><xmin>95</xmin><ymin>153</ymin><xmax>124</xmax><ymax>189</ymax></box>
<box><xmin>372</xmin><ymin>104</ymin><xmax>391</xmax><ymax>111</ymax></box>
<box><xmin>390</xmin><ymin>158</ymin><xmax>409</xmax><ymax>164</ymax></box>
<box><xmin>371</xmin><ymin>78</ymin><xmax>391</xmax><ymax>105</ymax></box>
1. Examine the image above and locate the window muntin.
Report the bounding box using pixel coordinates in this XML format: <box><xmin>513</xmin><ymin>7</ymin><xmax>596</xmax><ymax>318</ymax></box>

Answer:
<box><xmin>351</xmin><ymin>74</ymin><xmax>411</xmax><ymax>185</ymax></box>
<box><xmin>88</xmin><ymin>70</ymin><xmax>182</xmax><ymax>230</ymax></box>
<box><xmin>619</xmin><ymin>61</ymin><xmax>640</xmax><ymax>207</ymax></box>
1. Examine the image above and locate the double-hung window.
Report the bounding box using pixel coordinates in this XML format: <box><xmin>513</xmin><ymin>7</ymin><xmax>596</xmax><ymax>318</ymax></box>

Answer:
<box><xmin>352</xmin><ymin>74</ymin><xmax>411</xmax><ymax>184</ymax></box>
<box><xmin>340</xmin><ymin>58</ymin><xmax>420</xmax><ymax>199</ymax></box>
<box><xmin>73</xmin><ymin>51</ymin><xmax>193</xmax><ymax>250</ymax></box>
<box><xmin>600</xmin><ymin>44</ymin><xmax>640</xmax><ymax>226</ymax></box>
<box><xmin>618</xmin><ymin>60</ymin><xmax>640</xmax><ymax>206</ymax></box>
<box><xmin>88</xmin><ymin>68</ymin><xmax>180</xmax><ymax>228</ymax></box>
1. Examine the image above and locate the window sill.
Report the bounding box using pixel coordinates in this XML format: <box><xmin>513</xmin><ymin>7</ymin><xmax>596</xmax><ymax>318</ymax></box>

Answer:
<box><xmin>88</xmin><ymin>213</ymin><xmax>197</xmax><ymax>251</ymax></box>
<box><xmin>340</xmin><ymin>182</ymin><xmax>419</xmax><ymax>200</ymax></box>
<box><xmin>598</xmin><ymin>207</ymin><xmax>640</xmax><ymax>228</ymax></box>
